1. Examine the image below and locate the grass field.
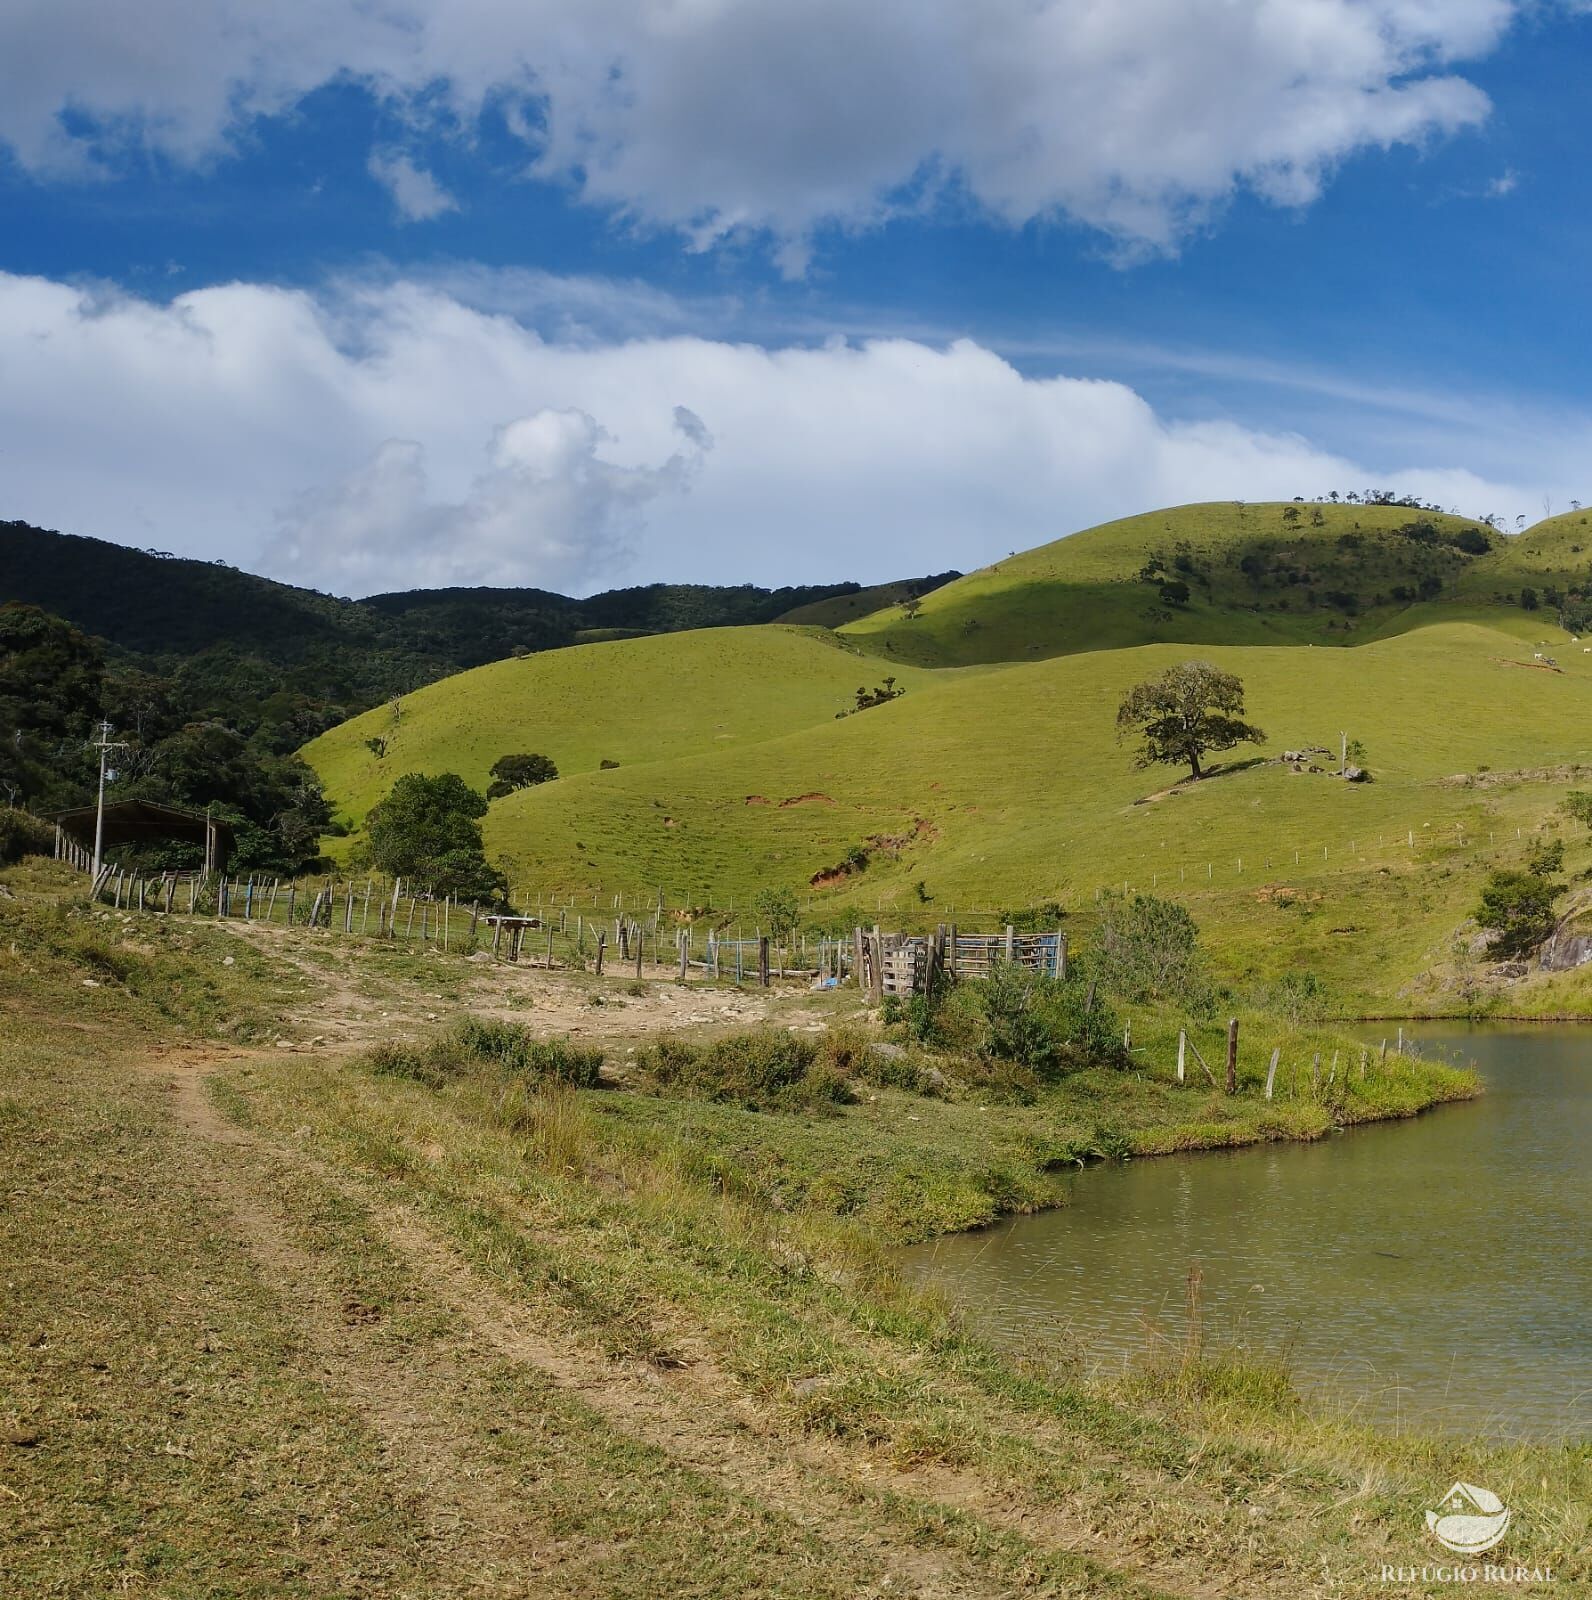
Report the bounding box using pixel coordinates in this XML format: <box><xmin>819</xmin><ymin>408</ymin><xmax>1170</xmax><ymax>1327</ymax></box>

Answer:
<box><xmin>837</xmin><ymin>501</ymin><xmax>1505</xmax><ymax>667</ymax></box>
<box><xmin>301</xmin><ymin>503</ymin><xmax>1592</xmax><ymax>1014</ymax></box>
<box><xmin>469</xmin><ymin>620</ymin><xmax>1592</xmax><ymax>1007</ymax></box>
<box><xmin>303</xmin><ymin>625</ymin><xmax>946</xmax><ymax>831</ymax></box>
<box><xmin>4</xmin><ymin>862</ymin><xmax>1577</xmax><ymax>1599</ymax></box>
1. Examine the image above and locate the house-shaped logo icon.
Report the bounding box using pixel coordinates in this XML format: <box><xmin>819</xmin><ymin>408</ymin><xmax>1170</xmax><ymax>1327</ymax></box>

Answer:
<box><xmin>1426</xmin><ymin>1482</ymin><xmax>1511</xmax><ymax>1555</ymax></box>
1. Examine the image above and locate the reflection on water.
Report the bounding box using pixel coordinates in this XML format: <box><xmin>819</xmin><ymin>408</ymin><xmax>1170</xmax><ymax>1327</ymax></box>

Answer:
<box><xmin>900</xmin><ymin>1028</ymin><xmax>1590</xmax><ymax>1439</ymax></box>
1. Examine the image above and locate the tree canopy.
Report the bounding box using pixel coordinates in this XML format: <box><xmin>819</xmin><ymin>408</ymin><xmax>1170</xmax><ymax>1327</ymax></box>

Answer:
<box><xmin>366</xmin><ymin>772</ymin><xmax>507</xmax><ymax>903</ymax></box>
<box><xmin>486</xmin><ymin>752</ymin><xmax>559</xmax><ymax>800</ymax></box>
<box><xmin>1115</xmin><ymin>661</ymin><xmax>1265</xmax><ymax>780</ymax></box>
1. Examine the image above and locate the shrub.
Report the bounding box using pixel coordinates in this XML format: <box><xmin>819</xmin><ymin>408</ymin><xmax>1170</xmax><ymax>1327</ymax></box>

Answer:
<box><xmin>996</xmin><ymin>901</ymin><xmax>1067</xmax><ymax>934</ymax></box>
<box><xmin>1264</xmin><ymin>969</ymin><xmax>1331</xmax><ymax>1028</ymax></box>
<box><xmin>366</xmin><ymin>1019</ymin><xmax>604</xmax><ymax>1090</ymax></box>
<box><xmin>486</xmin><ymin>753</ymin><xmax>559</xmax><ymax>799</ymax></box>
<box><xmin>1561</xmin><ymin>791</ymin><xmax>1592</xmax><ymax>831</ymax></box>
<box><xmin>366</xmin><ymin>1037</ymin><xmax>466</xmax><ymax>1090</ymax></box>
<box><xmin>452</xmin><ymin>1018</ymin><xmax>605</xmax><ymax>1087</ymax></box>
<box><xmin>1093</xmin><ymin>892</ymin><xmax>1212</xmax><ymax>1009</ymax></box>
<box><xmin>1476</xmin><ymin>868</ymin><xmax>1563</xmax><ymax>958</ymax></box>
<box><xmin>974</xmin><ymin>962</ymin><xmax>1123</xmax><ymax>1080</ymax></box>
<box><xmin>1526</xmin><ymin>837</ymin><xmax>1565</xmax><ymax>877</ymax></box>
<box><xmin>636</xmin><ymin>1028</ymin><xmax>853</xmax><ymax>1112</ymax></box>
<box><xmin>0</xmin><ymin>810</ymin><xmax>55</xmax><ymax>865</ymax></box>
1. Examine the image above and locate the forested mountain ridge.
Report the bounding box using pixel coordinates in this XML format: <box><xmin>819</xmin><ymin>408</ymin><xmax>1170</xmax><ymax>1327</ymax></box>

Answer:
<box><xmin>0</xmin><ymin>517</ymin><xmax>953</xmax><ymax>867</ymax></box>
<box><xmin>1</xmin><ymin>519</ymin><xmax>956</xmax><ymax>713</ymax></box>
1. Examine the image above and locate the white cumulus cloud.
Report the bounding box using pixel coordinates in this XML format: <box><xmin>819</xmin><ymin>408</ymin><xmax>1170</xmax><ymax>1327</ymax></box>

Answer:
<box><xmin>368</xmin><ymin>149</ymin><xmax>459</xmax><ymax>223</ymax></box>
<box><xmin>268</xmin><ymin>406</ymin><xmax>710</xmax><ymax>593</ymax></box>
<box><xmin>0</xmin><ymin>0</ymin><xmax>1534</xmax><ymax>259</ymax></box>
<box><xmin>0</xmin><ymin>270</ymin><xmax>1571</xmax><ymax>597</ymax></box>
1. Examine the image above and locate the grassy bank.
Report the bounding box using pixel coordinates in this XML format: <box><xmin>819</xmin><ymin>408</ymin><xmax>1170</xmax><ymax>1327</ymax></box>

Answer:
<box><xmin>1</xmin><ymin>866</ymin><xmax>1575</xmax><ymax>1598</ymax></box>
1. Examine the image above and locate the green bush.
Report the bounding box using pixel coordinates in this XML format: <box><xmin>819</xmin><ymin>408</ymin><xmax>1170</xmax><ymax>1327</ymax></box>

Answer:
<box><xmin>636</xmin><ymin>1027</ymin><xmax>853</xmax><ymax>1112</ymax></box>
<box><xmin>0</xmin><ymin>810</ymin><xmax>55</xmax><ymax>865</ymax></box>
<box><xmin>1476</xmin><ymin>868</ymin><xmax>1563</xmax><ymax>958</ymax></box>
<box><xmin>1093</xmin><ymin>891</ymin><xmax>1211</xmax><ymax>1009</ymax></box>
<box><xmin>972</xmin><ymin>962</ymin><xmax>1124</xmax><ymax>1080</ymax></box>
<box><xmin>366</xmin><ymin>1018</ymin><xmax>604</xmax><ymax>1090</ymax></box>
<box><xmin>1264</xmin><ymin>969</ymin><xmax>1331</xmax><ymax>1028</ymax></box>
<box><xmin>367</xmin><ymin>1037</ymin><xmax>467</xmax><ymax>1090</ymax></box>
<box><xmin>451</xmin><ymin>1018</ymin><xmax>605</xmax><ymax>1086</ymax></box>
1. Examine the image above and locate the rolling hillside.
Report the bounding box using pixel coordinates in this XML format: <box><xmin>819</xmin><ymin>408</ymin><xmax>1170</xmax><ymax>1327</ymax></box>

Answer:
<box><xmin>838</xmin><ymin>501</ymin><xmax>1502</xmax><ymax>666</ymax></box>
<box><xmin>467</xmin><ymin>619</ymin><xmax>1586</xmax><ymax>992</ymax></box>
<box><xmin>303</xmin><ymin>626</ymin><xmax>944</xmax><ymax>828</ymax></box>
<box><xmin>774</xmin><ymin>571</ymin><xmax>961</xmax><ymax>628</ymax></box>
<box><xmin>0</xmin><ymin>518</ymin><xmax>928</xmax><ymax>725</ymax></box>
<box><xmin>299</xmin><ymin>499</ymin><xmax>1592</xmax><ymax>1006</ymax></box>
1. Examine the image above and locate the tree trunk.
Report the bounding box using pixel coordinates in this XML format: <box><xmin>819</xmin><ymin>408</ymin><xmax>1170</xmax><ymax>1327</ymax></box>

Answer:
<box><xmin>1188</xmin><ymin>750</ymin><xmax>1203</xmax><ymax>780</ymax></box>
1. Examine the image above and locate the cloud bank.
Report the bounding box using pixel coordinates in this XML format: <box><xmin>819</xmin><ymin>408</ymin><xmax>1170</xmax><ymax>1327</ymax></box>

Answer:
<box><xmin>0</xmin><ymin>271</ymin><xmax>1559</xmax><ymax>596</ymax></box>
<box><xmin>0</xmin><ymin>1</ymin><xmax>1522</xmax><ymax>260</ymax></box>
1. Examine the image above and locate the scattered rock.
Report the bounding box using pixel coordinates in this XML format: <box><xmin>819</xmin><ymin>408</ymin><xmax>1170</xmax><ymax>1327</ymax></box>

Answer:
<box><xmin>80</xmin><ymin>979</ymin><xmax>99</xmax><ymax>989</ymax></box>
<box><xmin>921</xmin><ymin>1066</ymin><xmax>948</xmax><ymax>1093</ymax></box>
<box><xmin>869</xmin><ymin>1042</ymin><xmax>907</xmax><ymax>1061</ymax></box>
<box><xmin>221</xmin><ymin>956</ymin><xmax>234</xmax><ymax>967</ymax></box>
<box><xmin>467</xmin><ymin>950</ymin><xmax>494</xmax><ymax>963</ymax></box>
<box><xmin>790</xmin><ymin>1375</ymin><xmax>831</xmax><ymax>1398</ymax></box>
<box><xmin>3</xmin><ymin>1428</ymin><xmax>41</xmax><ymax>1448</ymax></box>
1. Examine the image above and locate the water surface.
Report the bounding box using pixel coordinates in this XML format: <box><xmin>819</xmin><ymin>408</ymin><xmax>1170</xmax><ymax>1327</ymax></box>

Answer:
<box><xmin>901</xmin><ymin>1027</ymin><xmax>1589</xmax><ymax>1438</ymax></box>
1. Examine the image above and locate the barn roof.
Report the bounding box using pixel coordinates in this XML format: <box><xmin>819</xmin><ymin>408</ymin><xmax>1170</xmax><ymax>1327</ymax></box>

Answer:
<box><xmin>52</xmin><ymin>798</ymin><xmax>235</xmax><ymax>849</ymax></box>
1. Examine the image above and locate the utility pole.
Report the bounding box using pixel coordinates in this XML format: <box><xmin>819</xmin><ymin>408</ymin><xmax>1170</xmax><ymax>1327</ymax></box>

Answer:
<box><xmin>1341</xmin><ymin>729</ymin><xmax>1347</xmax><ymax>773</ymax></box>
<box><xmin>91</xmin><ymin>720</ymin><xmax>125</xmax><ymax>879</ymax></box>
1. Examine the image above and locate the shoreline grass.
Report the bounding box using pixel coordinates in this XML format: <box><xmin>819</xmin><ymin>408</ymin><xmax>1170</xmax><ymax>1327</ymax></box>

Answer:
<box><xmin>2</xmin><ymin>861</ymin><xmax>1577</xmax><ymax>1599</ymax></box>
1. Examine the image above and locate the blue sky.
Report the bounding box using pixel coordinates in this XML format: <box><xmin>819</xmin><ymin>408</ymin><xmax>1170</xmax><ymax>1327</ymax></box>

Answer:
<box><xmin>1</xmin><ymin>1</ymin><xmax>1589</xmax><ymax>594</ymax></box>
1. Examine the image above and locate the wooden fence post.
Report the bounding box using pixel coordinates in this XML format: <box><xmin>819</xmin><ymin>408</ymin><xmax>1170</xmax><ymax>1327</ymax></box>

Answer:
<box><xmin>635</xmin><ymin>928</ymin><xmax>644</xmax><ymax>980</ymax></box>
<box><xmin>1225</xmin><ymin>1017</ymin><xmax>1239</xmax><ymax>1094</ymax></box>
<box><xmin>758</xmin><ymin>936</ymin><xmax>769</xmax><ymax>987</ymax></box>
<box><xmin>1003</xmin><ymin>924</ymin><xmax>1015</xmax><ymax>963</ymax></box>
<box><xmin>1056</xmin><ymin>930</ymin><xmax>1068</xmax><ymax>981</ymax></box>
<box><xmin>1185</xmin><ymin>1033</ymin><xmax>1217</xmax><ymax>1087</ymax></box>
<box><xmin>1264</xmin><ymin>1047</ymin><xmax>1281</xmax><ymax>1100</ymax></box>
<box><xmin>1177</xmin><ymin>1030</ymin><xmax>1186</xmax><ymax>1084</ymax></box>
<box><xmin>595</xmin><ymin>931</ymin><xmax>606</xmax><ymax>976</ymax></box>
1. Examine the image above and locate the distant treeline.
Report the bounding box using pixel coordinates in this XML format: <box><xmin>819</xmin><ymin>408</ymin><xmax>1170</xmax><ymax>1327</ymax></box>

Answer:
<box><xmin>0</xmin><ymin>518</ymin><xmax>955</xmax><ymax>870</ymax></box>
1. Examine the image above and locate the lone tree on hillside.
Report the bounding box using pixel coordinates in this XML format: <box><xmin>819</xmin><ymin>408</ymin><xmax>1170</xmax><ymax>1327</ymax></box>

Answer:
<box><xmin>366</xmin><ymin>772</ymin><xmax>507</xmax><ymax>902</ymax></box>
<box><xmin>1115</xmin><ymin>661</ymin><xmax>1265</xmax><ymax>781</ymax></box>
<box><xmin>486</xmin><ymin>752</ymin><xmax>558</xmax><ymax>800</ymax></box>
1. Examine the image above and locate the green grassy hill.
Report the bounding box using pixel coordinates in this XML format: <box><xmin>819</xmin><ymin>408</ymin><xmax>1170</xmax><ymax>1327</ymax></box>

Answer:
<box><xmin>303</xmin><ymin>625</ymin><xmax>943</xmax><ymax>829</ymax></box>
<box><xmin>839</xmin><ymin>501</ymin><xmax>1501</xmax><ymax>666</ymax></box>
<box><xmin>302</xmin><ymin>501</ymin><xmax>1592</xmax><ymax>1008</ymax></box>
<box><xmin>775</xmin><ymin>570</ymin><xmax>961</xmax><ymax>629</ymax></box>
<box><xmin>469</xmin><ymin>619</ymin><xmax>1591</xmax><ymax>999</ymax></box>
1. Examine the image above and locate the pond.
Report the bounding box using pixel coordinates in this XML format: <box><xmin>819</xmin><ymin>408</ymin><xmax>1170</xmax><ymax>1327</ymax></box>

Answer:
<box><xmin>900</xmin><ymin>1027</ymin><xmax>1590</xmax><ymax>1439</ymax></box>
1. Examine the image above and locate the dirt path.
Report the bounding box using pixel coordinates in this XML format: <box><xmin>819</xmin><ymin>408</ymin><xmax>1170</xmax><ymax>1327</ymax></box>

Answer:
<box><xmin>155</xmin><ymin>1047</ymin><xmax>1157</xmax><ymax>1600</ymax></box>
<box><xmin>221</xmin><ymin>919</ymin><xmax>845</xmax><ymax>1048</ymax></box>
